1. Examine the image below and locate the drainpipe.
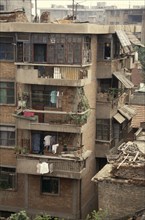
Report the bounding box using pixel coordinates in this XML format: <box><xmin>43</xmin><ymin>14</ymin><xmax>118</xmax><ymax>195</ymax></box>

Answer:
<box><xmin>79</xmin><ymin>179</ymin><xmax>82</xmax><ymax>219</ymax></box>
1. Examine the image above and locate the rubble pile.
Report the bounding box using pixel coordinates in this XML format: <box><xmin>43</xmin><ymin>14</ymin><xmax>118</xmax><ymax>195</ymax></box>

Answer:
<box><xmin>107</xmin><ymin>141</ymin><xmax>145</xmax><ymax>180</ymax></box>
<box><xmin>40</xmin><ymin>11</ymin><xmax>50</xmax><ymax>23</ymax></box>
<box><xmin>0</xmin><ymin>10</ymin><xmax>28</xmax><ymax>22</ymax></box>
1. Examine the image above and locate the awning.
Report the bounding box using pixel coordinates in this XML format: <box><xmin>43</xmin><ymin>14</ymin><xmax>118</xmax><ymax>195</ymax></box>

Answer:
<box><xmin>126</xmin><ymin>32</ymin><xmax>145</xmax><ymax>48</ymax></box>
<box><xmin>113</xmin><ymin>72</ymin><xmax>134</xmax><ymax>89</ymax></box>
<box><xmin>118</xmin><ymin>105</ymin><xmax>136</xmax><ymax>120</ymax></box>
<box><xmin>113</xmin><ymin>113</ymin><xmax>126</xmax><ymax>124</ymax></box>
<box><xmin>115</xmin><ymin>30</ymin><xmax>133</xmax><ymax>54</ymax></box>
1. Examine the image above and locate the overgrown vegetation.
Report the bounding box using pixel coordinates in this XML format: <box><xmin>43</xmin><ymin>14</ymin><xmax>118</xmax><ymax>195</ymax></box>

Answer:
<box><xmin>86</xmin><ymin>209</ymin><xmax>109</xmax><ymax>220</ymax></box>
<box><xmin>8</xmin><ymin>211</ymin><xmax>29</xmax><ymax>220</ymax></box>
<box><xmin>7</xmin><ymin>210</ymin><xmax>108</xmax><ymax>220</ymax></box>
<box><xmin>7</xmin><ymin>211</ymin><xmax>63</xmax><ymax>220</ymax></box>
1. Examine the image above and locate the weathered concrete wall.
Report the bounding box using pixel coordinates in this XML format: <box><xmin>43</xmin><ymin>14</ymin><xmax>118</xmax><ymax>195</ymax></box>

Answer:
<box><xmin>98</xmin><ymin>180</ymin><xmax>145</xmax><ymax>219</ymax></box>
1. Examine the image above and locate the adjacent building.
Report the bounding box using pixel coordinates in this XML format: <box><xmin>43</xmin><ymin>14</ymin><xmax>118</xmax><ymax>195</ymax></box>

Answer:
<box><xmin>0</xmin><ymin>11</ymin><xmax>142</xmax><ymax>219</ymax></box>
<box><xmin>39</xmin><ymin>5</ymin><xmax>145</xmax><ymax>25</ymax></box>
<box><xmin>105</xmin><ymin>8</ymin><xmax>145</xmax><ymax>25</ymax></box>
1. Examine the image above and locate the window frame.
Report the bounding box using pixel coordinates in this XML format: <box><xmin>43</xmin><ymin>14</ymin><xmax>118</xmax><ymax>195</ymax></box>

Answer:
<box><xmin>0</xmin><ymin>37</ymin><xmax>14</xmax><ymax>61</ymax></box>
<box><xmin>0</xmin><ymin>125</ymin><xmax>16</xmax><ymax>148</ymax></box>
<box><xmin>0</xmin><ymin>167</ymin><xmax>17</xmax><ymax>191</ymax></box>
<box><xmin>104</xmin><ymin>42</ymin><xmax>111</xmax><ymax>60</ymax></box>
<box><xmin>31</xmin><ymin>85</ymin><xmax>58</xmax><ymax>108</ymax></box>
<box><xmin>0</xmin><ymin>81</ymin><xmax>15</xmax><ymax>105</ymax></box>
<box><xmin>0</xmin><ymin>4</ymin><xmax>4</xmax><ymax>11</ymax></box>
<box><xmin>96</xmin><ymin>119</ymin><xmax>110</xmax><ymax>141</ymax></box>
<box><xmin>41</xmin><ymin>176</ymin><xmax>60</xmax><ymax>195</ymax></box>
<box><xmin>33</xmin><ymin>43</ymin><xmax>47</xmax><ymax>63</ymax></box>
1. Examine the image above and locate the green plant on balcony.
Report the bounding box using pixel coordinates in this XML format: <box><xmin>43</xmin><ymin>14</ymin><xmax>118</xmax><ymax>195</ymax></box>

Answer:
<box><xmin>77</xmin><ymin>87</ymin><xmax>90</xmax><ymax>112</ymax></box>
<box><xmin>14</xmin><ymin>146</ymin><xmax>29</xmax><ymax>155</ymax></box>
<box><xmin>67</xmin><ymin>87</ymin><xmax>90</xmax><ymax>125</ymax></box>
<box><xmin>108</xmin><ymin>88</ymin><xmax>124</xmax><ymax>100</ymax></box>
<box><xmin>14</xmin><ymin>146</ymin><xmax>22</xmax><ymax>154</ymax></box>
<box><xmin>17</xmin><ymin>91</ymin><xmax>29</xmax><ymax>110</ymax></box>
<box><xmin>68</xmin><ymin>112</ymin><xmax>89</xmax><ymax>125</ymax></box>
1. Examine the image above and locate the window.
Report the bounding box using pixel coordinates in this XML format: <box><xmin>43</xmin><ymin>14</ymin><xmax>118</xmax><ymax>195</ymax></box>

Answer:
<box><xmin>99</xmin><ymin>79</ymin><xmax>112</xmax><ymax>93</ymax></box>
<box><xmin>32</xmin><ymin>85</ymin><xmax>58</xmax><ymax>108</ymax></box>
<box><xmin>0</xmin><ymin>126</ymin><xmax>15</xmax><ymax>147</ymax></box>
<box><xmin>0</xmin><ymin>43</ymin><xmax>14</xmax><ymax>60</ymax></box>
<box><xmin>41</xmin><ymin>177</ymin><xmax>59</xmax><ymax>194</ymax></box>
<box><xmin>104</xmin><ymin>43</ymin><xmax>111</xmax><ymax>59</ymax></box>
<box><xmin>0</xmin><ymin>167</ymin><xmax>16</xmax><ymax>190</ymax></box>
<box><xmin>0</xmin><ymin>37</ymin><xmax>14</xmax><ymax>60</ymax></box>
<box><xmin>96</xmin><ymin>119</ymin><xmax>110</xmax><ymax>141</ymax></box>
<box><xmin>0</xmin><ymin>4</ymin><xmax>4</xmax><ymax>11</ymax></box>
<box><xmin>0</xmin><ymin>82</ymin><xmax>15</xmax><ymax>104</ymax></box>
<box><xmin>34</xmin><ymin>44</ymin><xmax>47</xmax><ymax>62</ymax></box>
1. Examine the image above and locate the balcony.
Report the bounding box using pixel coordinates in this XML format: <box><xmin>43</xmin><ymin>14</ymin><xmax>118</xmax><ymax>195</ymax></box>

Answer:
<box><xmin>13</xmin><ymin>109</ymin><xmax>89</xmax><ymax>133</ymax></box>
<box><xmin>16</xmin><ymin>65</ymin><xmax>91</xmax><ymax>87</ymax></box>
<box><xmin>97</xmin><ymin>59</ymin><xmax>122</xmax><ymax>78</ymax></box>
<box><xmin>16</xmin><ymin>150</ymin><xmax>91</xmax><ymax>179</ymax></box>
<box><xmin>96</xmin><ymin>91</ymin><xmax>129</xmax><ymax>118</ymax></box>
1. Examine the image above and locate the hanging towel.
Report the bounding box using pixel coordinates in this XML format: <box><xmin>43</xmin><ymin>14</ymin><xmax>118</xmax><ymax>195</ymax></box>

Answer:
<box><xmin>49</xmin><ymin>163</ymin><xmax>53</xmax><ymax>174</ymax></box>
<box><xmin>36</xmin><ymin>163</ymin><xmax>41</xmax><ymax>174</ymax></box>
<box><xmin>50</xmin><ymin>90</ymin><xmax>57</xmax><ymax>104</ymax></box>
<box><xmin>40</xmin><ymin>162</ymin><xmax>49</xmax><ymax>174</ymax></box>
<box><xmin>52</xmin><ymin>144</ymin><xmax>59</xmax><ymax>154</ymax></box>
<box><xmin>44</xmin><ymin>135</ymin><xmax>52</xmax><ymax>147</ymax></box>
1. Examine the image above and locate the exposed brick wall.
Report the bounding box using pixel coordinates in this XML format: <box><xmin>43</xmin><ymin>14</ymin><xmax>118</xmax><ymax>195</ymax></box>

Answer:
<box><xmin>0</xmin><ymin>148</ymin><xmax>16</xmax><ymax>166</ymax></box>
<box><xmin>0</xmin><ymin>174</ymin><xmax>27</xmax><ymax>210</ymax></box>
<box><xmin>27</xmin><ymin>176</ymin><xmax>74</xmax><ymax>217</ymax></box>
<box><xmin>0</xmin><ymin>106</ymin><xmax>16</xmax><ymax>124</ymax></box>
<box><xmin>0</xmin><ymin>62</ymin><xmax>16</xmax><ymax>79</ymax></box>
<box><xmin>98</xmin><ymin>180</ymin><xmax>145</xmax><ymax>219</ymax></box>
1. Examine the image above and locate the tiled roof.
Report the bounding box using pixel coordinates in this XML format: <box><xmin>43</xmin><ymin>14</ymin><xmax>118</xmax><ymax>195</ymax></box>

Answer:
<box><xmin>131</xmin><ymin>105</ymin><xmax>145</xmax><ymax>128</ymax></box>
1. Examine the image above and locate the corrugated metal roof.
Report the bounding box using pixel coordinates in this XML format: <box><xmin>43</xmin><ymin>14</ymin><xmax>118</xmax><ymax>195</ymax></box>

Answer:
<box><xmin>113</xmin><ymin>113</ymin><xmax>126</xmax><ymax>124</ymax></box>
<box><xmin>118</xmin><ymin>105</ymin><xmax>136</xmax><ymax>120</ymax></box>
<box><xmin>113</xmin><ymin>72</ymin><xmax>134</xmax><ymax>89</ymax></box>
<box><xmin>115</xmin><ymin>30</ymin><xmax>133</xmax><ymax>54</ymax></box>
<box><xmin>131</xmin><ymin>105</ymin><xmax>145</xmax><ymax>128</ymax></box>
<box><xmin>126</xmin><ymin>31</ymin><xmax>145</xmax><ymax>48</ymax></box>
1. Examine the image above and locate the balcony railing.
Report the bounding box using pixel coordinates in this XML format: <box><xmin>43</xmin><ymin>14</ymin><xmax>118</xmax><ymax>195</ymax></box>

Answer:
<box><xmin>16</xmin><ymin>65</ymin><xmax>91</xmax><ymax>86</ymax></box>
<box><xmin>13</xmin><ymin>109</ymin><xmax>89</xmax><ymax>133</ymax></box>
<box><xmin>16</xmin><ymin>150</ymin><xmax>91</xmax><ymax>179</ymax></box>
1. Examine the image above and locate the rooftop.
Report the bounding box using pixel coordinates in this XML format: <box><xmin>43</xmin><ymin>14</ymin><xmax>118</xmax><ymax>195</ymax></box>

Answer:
<box><xmin>0</xmin><ymin>22</ymin><xmax>141</xmax><ymax>34</ymax></box>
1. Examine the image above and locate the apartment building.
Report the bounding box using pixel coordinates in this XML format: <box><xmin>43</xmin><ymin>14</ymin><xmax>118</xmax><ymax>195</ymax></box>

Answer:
<box><xmin>0</xmin><ymin>16</ymin><xmax>142</xmax><ymax>219</ymax></box>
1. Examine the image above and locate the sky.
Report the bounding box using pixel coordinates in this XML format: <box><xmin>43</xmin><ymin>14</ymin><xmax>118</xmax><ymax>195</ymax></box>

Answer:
<box><xmin>33</xmin><ymin>0</ymin><xmax>145</xmax><ymax>9</ymax></box>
